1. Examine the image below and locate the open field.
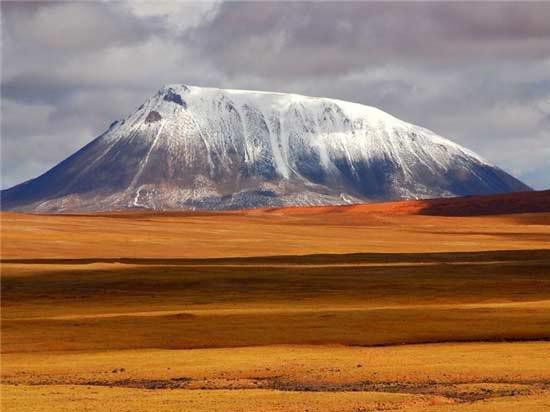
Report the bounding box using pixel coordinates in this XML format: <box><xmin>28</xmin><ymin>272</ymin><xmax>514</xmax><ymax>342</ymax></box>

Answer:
<box><xmin>2</xmin><ymin>202</ymin><xmax>550</xmax><ymax>260</ymax></box>
<box><xmin>3</xmin><ymin>343</ymin><xmax>550</xmax><ymax>411</ymax></box>
<box><xmin>2</xmin><ymin>193</ymin><xmax>550</xmax><ymax>411</ymax></box>
<box><xmin>3</xmin><ymin>251</ymin><xmax>550</xmax><ymax>352</ymax></box>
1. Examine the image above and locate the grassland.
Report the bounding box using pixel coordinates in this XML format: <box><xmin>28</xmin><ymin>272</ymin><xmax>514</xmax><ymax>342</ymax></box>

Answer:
<box><xmin>1</xmin><ymin>198</ymin><xmax>550</xmax><ymax>411</ymax></box>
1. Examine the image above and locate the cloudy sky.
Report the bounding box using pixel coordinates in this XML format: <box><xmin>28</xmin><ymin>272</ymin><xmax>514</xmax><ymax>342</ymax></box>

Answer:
<box><xmin>2</xmin><ymin>1</ymin><xmax>549</xmax><ymax>189</ymax></box>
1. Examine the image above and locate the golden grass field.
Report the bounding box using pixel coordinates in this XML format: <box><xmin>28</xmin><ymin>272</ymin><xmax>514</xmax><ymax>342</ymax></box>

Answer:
<box><xmin>2</xmin><ymin>194</ymin><xmax>550</xmax><ymax>411</ymax></box>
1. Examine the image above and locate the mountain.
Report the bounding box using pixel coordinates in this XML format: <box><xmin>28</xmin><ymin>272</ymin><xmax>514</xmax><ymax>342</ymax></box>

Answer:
<box><xmin>1</xmin><ymin>84</ymin><xmax>531</xmax><ymax>212</ymax></box>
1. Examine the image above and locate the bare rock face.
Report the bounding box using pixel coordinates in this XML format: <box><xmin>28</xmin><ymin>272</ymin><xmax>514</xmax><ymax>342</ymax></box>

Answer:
<box><xmin>144</xmin><ymin>110</ymin><xmax>162</xmax><ymax>123</ymax></box>
<box><xmin>1</xmin><ymin>84</ymin><xmax>530</xmax><ymax>212</ymax></box>
<box><xmin>163</xmin><ymin>90</ymin><xmax>186</xmax><ymax>108</ymax></box>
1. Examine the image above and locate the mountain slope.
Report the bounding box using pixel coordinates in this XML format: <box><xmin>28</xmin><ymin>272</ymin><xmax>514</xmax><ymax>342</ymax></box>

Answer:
<box><xmin>1</xmin><ymin>84</ymin><xmax>530</xmax><ymax>212</ymax></box>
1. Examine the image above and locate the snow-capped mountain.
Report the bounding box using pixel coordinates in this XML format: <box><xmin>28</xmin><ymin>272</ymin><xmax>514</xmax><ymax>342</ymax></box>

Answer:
<box><xmin>1</xmin><ymin>84</ymin><xmax>530</xmax><ymax>212</ymax></box>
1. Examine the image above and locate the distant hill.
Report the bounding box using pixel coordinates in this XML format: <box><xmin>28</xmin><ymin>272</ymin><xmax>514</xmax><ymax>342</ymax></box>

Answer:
<box><xmin>266</xmin><ymin>190</ymin><xmax>550</xmax><ymax>217</ymax></box>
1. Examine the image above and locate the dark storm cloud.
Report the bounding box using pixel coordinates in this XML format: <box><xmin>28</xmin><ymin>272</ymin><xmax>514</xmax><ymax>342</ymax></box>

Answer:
<box><xmin>188</xmin><ymin>2</ymin><xmax>550</xmax><ymax>77</ymax></box>
<box><xmin>1</xmin><ymin>1</ymin><xmax>166</xmax><ymax>103</ymax></box>
<box><xmin>1</xmin><ymin>1</ymin><xmax>549</xmax><ymax>190</ymax></box>
<box><xmin>1</xmin><ymin>1</ymin><xmax>159</xmax><ymax>51</ymax></box>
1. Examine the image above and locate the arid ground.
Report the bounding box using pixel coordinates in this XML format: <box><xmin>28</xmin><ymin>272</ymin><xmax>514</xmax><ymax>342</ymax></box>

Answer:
<box><xmin>2</xmin><ymin>192</ymin><xmax>550</xmax><ymax>411</ymax></box>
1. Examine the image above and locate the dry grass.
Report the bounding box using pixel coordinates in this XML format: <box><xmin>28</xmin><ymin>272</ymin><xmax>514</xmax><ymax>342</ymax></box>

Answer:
<box><xmin>2</xmin><ymin>343</ymin><xmax>550</xmax><ymax>411</ymax></box>
<box><xmin>2</xmin><ymin>254</ymin><xmax>550</xmax><ymax>353</ymax></box>
<box><xmin>2</xmin><ymin>210</ymin><xmax>550</xmax><ymax>259</ymax></box>
<box><xmin>2</xmin><ymin>207</ymin><xmax>550</xmax><ymax>410</ymax></box>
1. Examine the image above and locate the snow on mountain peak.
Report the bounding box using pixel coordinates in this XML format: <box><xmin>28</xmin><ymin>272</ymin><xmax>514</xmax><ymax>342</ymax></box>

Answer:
<box><xmin>1</xmin><ymin>84</ymin><xmax>530</xmax><ymax>212</ymax></box>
